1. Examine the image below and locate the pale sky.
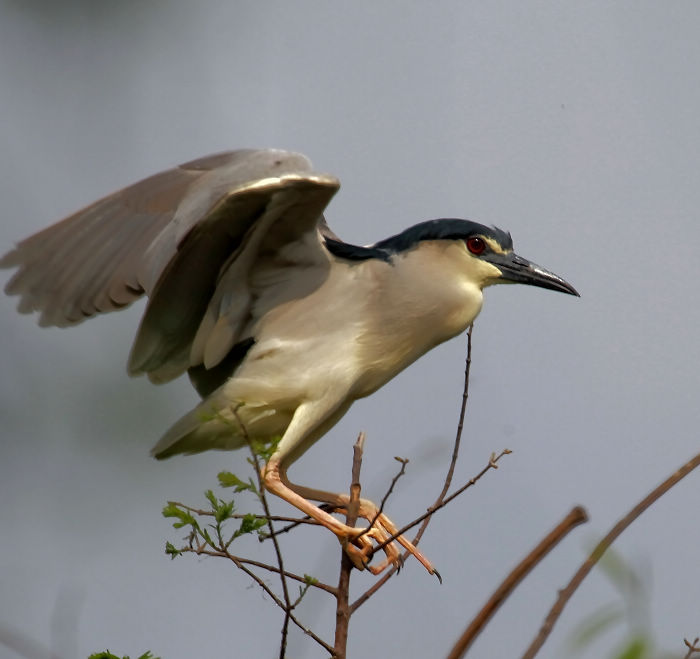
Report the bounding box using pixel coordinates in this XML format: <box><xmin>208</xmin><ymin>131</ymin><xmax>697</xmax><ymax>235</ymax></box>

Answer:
<box><xmin>1</xmin><ymin>2</ymin><xmax>699</xmax><ymax>658</ymax></box>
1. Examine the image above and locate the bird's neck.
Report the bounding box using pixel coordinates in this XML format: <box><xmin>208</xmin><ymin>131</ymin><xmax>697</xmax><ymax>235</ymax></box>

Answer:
<box><xmin>350</xmin><ymin>244</ymin><xmax>483</xmax><ymax>396</ymax></box>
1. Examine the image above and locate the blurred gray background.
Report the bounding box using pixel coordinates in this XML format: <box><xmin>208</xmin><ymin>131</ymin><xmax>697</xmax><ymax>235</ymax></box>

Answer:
<box><xmin>1</xmin><ymin>2</ymin><xmax>699</xmax><ymax>658</ymax></box>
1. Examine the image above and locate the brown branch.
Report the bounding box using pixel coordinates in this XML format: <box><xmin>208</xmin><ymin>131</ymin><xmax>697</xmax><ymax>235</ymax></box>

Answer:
<box><xmin>376</xmin><ymin>456</ymin><xmax>409</xmax><ymax>515</ymax></box>
<box><xmin>351</xmin><ymin>326</ymin><xmax>477</xmax><ymax>611</ymax></box>
<box><xmin>333</xmin><ymin>432</ymin><xmax>366</xmax><ymax>659</ymax></box>
<box><xmin>522</xmin><ymin>450</ymin><xmax>700</xmax><ymax>659</ymax></box>
<box><xmin>684</xmin><ymin>637</ymin><xmax>700</xmax><ymax>658</ymax></box>
<box><xmin>351</xmin><ymin>449</ymin><xmax>509</xmax><ymax>613</ymax></box>
<box><xmin>347</xmin><ymin>432</ymin><xmax>365</xmax><ymax>527</ymax></box>
<box><xmin>259</xmin><ymin>511</ymin><xmax>330</xmax><ymax>541</ymax></box>
<box><xmin>440</xmin><ymin>323</ymin><xmax>474</xmax><ymax>498</ymax></box>
<box><xmin>356</xmin><ymin>455</ymin><xmax>409</xmax><ymax>546</ymax></box>
<box><xmin>446</xmin><ymin>506</ymin><xmax>588</xmax><ymax>659</ymax></box>
<box><xmin>183</xmin><ymin>501</ymin><xmax>332</xmax><ymax>651</ymax></box>
<box><xmin>370</xmin><ymin>449</ymin><xmax>511</xmax><ymax>561</ymax></box>
<box><xmin>221</xmin><ymin>546</ymin><xmax>334</xmax><ymax>655</ymax></box>
<box><xmin>179</xmin><ymin>545</ymin><xmax>336</xmax><ymax>595</ymax></box>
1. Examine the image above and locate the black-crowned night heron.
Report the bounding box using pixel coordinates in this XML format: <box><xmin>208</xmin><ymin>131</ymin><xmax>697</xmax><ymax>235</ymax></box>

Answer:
<box><xmin>1</xmin><ymin>149</ymin><xmax>578</xmax><ymax>575</ymax></box>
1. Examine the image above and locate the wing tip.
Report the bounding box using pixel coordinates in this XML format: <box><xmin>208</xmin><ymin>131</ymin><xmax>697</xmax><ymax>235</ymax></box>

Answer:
<box><xmin>0</xmin><ymin>248</ymin><xmax>20</xmax><ymax>269</ymax></box>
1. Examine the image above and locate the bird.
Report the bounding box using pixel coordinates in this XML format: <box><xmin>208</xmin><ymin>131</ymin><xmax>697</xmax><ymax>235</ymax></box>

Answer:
<box><xmin>1</xmin><ymin>148</ymin><xmax>578</xmax><ymax>576</ymax></box>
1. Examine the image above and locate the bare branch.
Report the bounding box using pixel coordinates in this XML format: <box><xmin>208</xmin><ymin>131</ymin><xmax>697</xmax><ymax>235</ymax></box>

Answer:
<box><xmin>351</xmin><ymin>326</ymin><xmax>477</xmax><ymax>611</ymax></box>
<box><xmin>356</xmin><ymin>455</ymin><xmax>409</xmax><ymax>545</ymax></box>
<box><xmin>259</xmin><ymin>511</ymin><xmax>328</xmax><ymax>541</ymax></box>
<box><xmin>370</xmin><ymin>449</ymin><xmax>511</xmax><ymax>560</ymax></box>
<box><xmin>221</xmin><ymin>547</ymin><xmax>334</xmax><ymax>655</ymax></box>
<box><xmin>684</xmin><ymin>637</ymin><xmax>700</xmax><ymax>658</ymax></box>
<box><xmin>521</xmin><ymin>450</ymin><xmax>700</xmax><ymax>659</ymax></box>
<box><xmin>179</xmin><ymin>545</ymin><xmax>336</xmax><ymax>594</ymax></box>
<box><xmin>348</xmin><ymin>432</ymin><xmax>365</xmax><ymax>527</ymax></box>
<box><xmin>333</xmin><ymin>432</ymin><xmax>366</xmax><ymax>659</ymax></box>
<box><xmin>351</xmin><ymin>448</ymin><xmax>510</xmax><ymax>613</ymax></box>
<box><xmin>375</xmin><ymin>457</ymin><xmax>409</xmax><ymax>518</ymax></box>
<box><xmin>446</xmin><ymin>506</ymin><xmax>588</xmax><ymax>659</ymax></box>
<box><xmin>440</xmin><ymin>323</ymin><xmax>475</xmax><ymax>498</ymax></box>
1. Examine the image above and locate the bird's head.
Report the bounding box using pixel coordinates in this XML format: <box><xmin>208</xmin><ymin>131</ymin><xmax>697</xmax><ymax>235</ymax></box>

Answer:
<box><xmin>374</xmin><ymin>218</ymin><xmax>579</xmax><ymax>297</ymax></box>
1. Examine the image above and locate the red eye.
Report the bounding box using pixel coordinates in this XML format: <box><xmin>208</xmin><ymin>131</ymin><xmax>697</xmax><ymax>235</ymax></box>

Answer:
<box><xmin>466</xmin><ymin>236</ymin><xmax>486</xmax><ymax>255</ymax></box>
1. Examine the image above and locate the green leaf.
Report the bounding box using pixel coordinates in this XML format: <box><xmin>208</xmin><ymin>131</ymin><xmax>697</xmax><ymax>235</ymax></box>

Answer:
<box><xmin>249</xmin><ymin>436</ymin><xmax>281</xmax><ymax>462</ymax></box>
<box><xmin>214</xmin><ymin>499</ymin><xmax>235</xmax><ymax>523</ymax></box>
<box><xmin>303</xmin><ymin>574</ymin><xmax>319</xmax><ymax>585</ymax></box>
<box><xmin>165</xmin><ymin>542</ymin><xmax>182</xmax><ymax>559</ymax></box>
<box><xmin>218</xmin><ymin>471</ymin><xmax>255</xmax><ymax>493</ymax></box>
<box><xmin>233</xmin><ymin>513</ymin><xmax>268</xmax><ymax>539</ymax></box>
<box><xmin>162</xmin><ymin>503</ymin><xmax>196</xmax><ymax>529</ymax></box>
<box><xmin>613</xmin><ymin>636</ymin><xmax>649</xmax><ymax>659</ymax></box>
<box><xmin>205</xmin><ymin>489</ymin><xmax>218</xmax><ymax>508</ymax></box>
<box><xmin>201</xmin><ymin>527</ymin><xmax>215</xmax><ymax>546</ymax></box>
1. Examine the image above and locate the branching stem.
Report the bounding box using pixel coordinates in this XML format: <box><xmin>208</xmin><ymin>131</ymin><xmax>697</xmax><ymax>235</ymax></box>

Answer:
<box><xmin>231</xmin><ymin>405</ymin><xmax>293</xmax><ymax>659</ymax></box>
<box><xmin>521</xmin><ymin>450</ymin><xmax>700</xmax><ymax>659</ymax></box>
<box><xmin>351</xmin><ymin>326</ymin><xmax>476</xmax><ymax>612</ymax></box>
<box><xmin>333</xmin><ymin>432</ymin><xmax>366</xmax><ymax>659</ymax></box>
<box><xmin>447</xmin><ymin>506</ymin><xmax>588</xmax><ymax>659</ymax></box>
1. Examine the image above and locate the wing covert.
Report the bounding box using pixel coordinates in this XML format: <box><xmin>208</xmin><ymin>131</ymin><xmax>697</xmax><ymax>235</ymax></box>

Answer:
<box><xmin>130</xmin><ymin>173</ymin><xmax>339</xmax><ymax>382</ymax></box>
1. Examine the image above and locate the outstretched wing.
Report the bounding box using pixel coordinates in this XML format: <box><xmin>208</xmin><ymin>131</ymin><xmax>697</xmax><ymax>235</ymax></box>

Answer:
<box><xmin>2</xmin><ymin>149</ymin><xmax>340</xmax><ymax>383</ymax></box>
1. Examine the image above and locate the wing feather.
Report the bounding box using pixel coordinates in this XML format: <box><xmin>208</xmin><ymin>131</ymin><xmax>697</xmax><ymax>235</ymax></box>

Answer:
<box><xmin>3</xmin><ymin>165</ymin><xmax>211</xmax><ymax>326</ymax></box>
<box><xmin>2</xmin><ymin>148</ymin><xmax>340</xmax><ymax>386</ymax></box>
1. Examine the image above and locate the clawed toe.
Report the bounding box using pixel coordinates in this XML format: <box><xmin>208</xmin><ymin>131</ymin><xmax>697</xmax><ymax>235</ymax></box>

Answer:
<box><xmin>336</xmin><ymin>517</ymin><xmax>431</xmax><ymax>576</ymax></box>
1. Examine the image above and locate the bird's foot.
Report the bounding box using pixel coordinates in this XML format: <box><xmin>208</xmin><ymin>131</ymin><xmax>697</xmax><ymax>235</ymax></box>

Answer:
<box><xmin>339</xmin><ymin>523</ymin><xmax>402</xmax><ymax>573</ymax></box>
<box><xmin>336</xmin><ymin>509</ymin><xmax>435</xmax><ymax>577</ymax></box>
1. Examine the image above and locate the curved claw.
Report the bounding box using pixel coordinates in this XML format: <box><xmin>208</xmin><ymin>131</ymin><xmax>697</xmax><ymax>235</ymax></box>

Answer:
<box><xmin>340</xmin><ymin>523</ymin><xmax>401</xmax><ymax>572</ymax></box>
<box><xmin>359</xmin><ymin>510</ymin><xmax>434</xmax><ymax>576</ymax></box>
<box><xmin>263</xmin><ymin>462</ymin><xmax>434</xmax><ymax>576</ymax></box>
<box><xmin>336</xmin><ymin>512</ymin><xmax>433</xmax><ymax>576</ymax></box>
<box><xmin>341</xmin><ymin>537</ymin><xmax>372</xmax><ymax>571</ymax></box>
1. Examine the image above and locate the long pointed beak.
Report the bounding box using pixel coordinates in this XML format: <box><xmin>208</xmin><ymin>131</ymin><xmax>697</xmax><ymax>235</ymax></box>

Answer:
<box><xmin>486</xmin><ymin>252</ymin><xmax>579</xmax><ymax>296</ymax></box>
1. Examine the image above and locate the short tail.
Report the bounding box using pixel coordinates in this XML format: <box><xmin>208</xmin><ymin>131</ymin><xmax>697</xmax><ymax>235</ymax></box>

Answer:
<box><xmin>151</xmin><ymin>398</ymin><xmax>247</xmax><ymax>459</ymax></box>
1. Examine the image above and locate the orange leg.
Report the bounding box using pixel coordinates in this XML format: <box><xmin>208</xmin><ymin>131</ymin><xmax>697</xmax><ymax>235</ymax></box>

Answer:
<box><xmin>263</xmin><ymin>458</ymin><xmax>435</xmax><ymax>575</ymax></box>
<box><xmin>262</xmin><ymin>459</ymin><xmax>384</xmax><ymax>570</ymax></box>
<box><xmin>286</xmin><ymin>479</ymin><xmax>435</xmax><ymax>575</ymax></box>
<box><xmin>256</xmin><ymin>399</ymin><xmax>435</xmax><ymax>576</ymax></box>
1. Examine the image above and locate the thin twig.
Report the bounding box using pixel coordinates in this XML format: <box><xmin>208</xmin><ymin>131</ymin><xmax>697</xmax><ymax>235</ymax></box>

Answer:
<box><xmin>333</xmin><ymin>432</ymin><xmax>366</xmax><ymax>659</ymax></box>
<box><xmin>414</xmin><ymin>324</ymin><xmax>475</xmax><ymax>537</ymax></box>
<box><xmin>440</xmin><ymin>323</ymin><xmax>475</xmax><ymax>497</ymax></box>
<box><xmin>352</xmin><ymin>449</ymin><xmax>509</xmax><ymax>613</ymax></box>
<box><xmin>223</xmin><ymin>547</ymin><xmax>334</xmax><ymax>654</ymax></box>
<box><xmin>375</xmin><ymin>457</ymin><xmax>409</xmax><ymax>517</ymax></box>
<box><xmin>684</xmin><ymin>637</ymin><xmax>700</xmax><ymax>658</ymax></box>
<box><xmin>167</xmin><ymin>501</ymin><xmax>320</xmax><ymax>527</ymax></box>
<box><xmin>371</xmin><ymin>450</ymin><xmax>511</xmax><ymax>558</ymax></box>
<box><xmin>179</xmin><ymin>545</ymin><xmax>336</xmax><ymax>594</ymax></box>
<box><xmin>231</xmin><ymin>405</ymin><xmax>293</xmax><ymax>659</ymax></box>
<box><xmin>521</xmin><ymin>450</ymin><xmax>700</xmax><ymax>659</ymax></box>
<box><xmin>260</xmin><ymin>508</ymin><xmax>334</xmax><ymax>540</ymax></box>
<box><xmin>356</xmin><ymin>456</ymin><xmax>409</xmax><ymax>545</ymax></box>
<box><xmin>351</xmin><ymin>326</ymin><xmax>476</xmax><ymax>612</ymax></box>
<box><xmin>446</xmin><ymin>506</ymin><xmax>588</xmax><ymax>659</ymax></box>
